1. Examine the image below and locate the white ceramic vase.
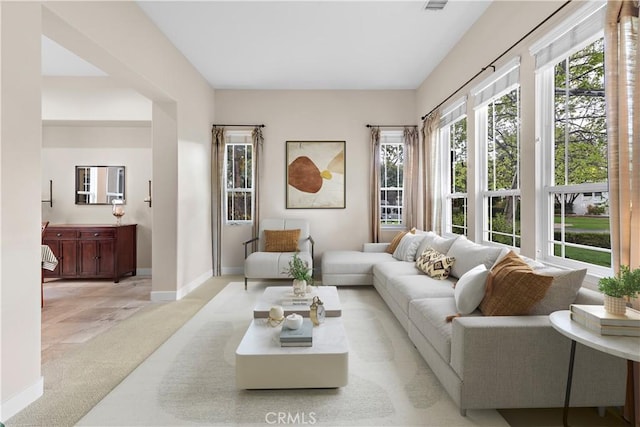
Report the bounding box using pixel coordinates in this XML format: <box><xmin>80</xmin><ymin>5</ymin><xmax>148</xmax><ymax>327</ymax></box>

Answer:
<box><xmin>293</xmin><ymin>279</ymin><xmax>307</xmax><ymax>297</ymax></box>
<box><xmin>603</xmin><ymin>295</ymin><xmax>627</xmax><ymax>315</ymax></box>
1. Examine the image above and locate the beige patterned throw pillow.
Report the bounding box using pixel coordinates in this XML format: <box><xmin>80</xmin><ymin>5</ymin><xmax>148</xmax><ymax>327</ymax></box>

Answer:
<box><xmin>416</xmin><ymin>248</ymin><xmax>455</xmax><ymax>280</ymax></box>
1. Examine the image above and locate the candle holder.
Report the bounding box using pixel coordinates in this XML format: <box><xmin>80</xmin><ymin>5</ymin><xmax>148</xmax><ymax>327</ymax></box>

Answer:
<box><xmin>112</xmin><ymin>199</ymin><xmax>125</xmax><ymax>226</ymax></box>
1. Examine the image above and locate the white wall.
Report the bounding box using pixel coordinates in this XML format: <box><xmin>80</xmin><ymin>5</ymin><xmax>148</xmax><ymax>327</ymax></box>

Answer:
<box><xmin>215</xmin><ymin>90</ymin><xmax>415</xmax><ymax>273</ymax></box>
<box><xmin>415</xmin><ymin>0</ymin><xmax>580</xmax><ymax>259</ymax></box>
<box><xmin>42</xmin><ymin>124</ymin><xmax>152</xmax><ymax>272</ymax></box>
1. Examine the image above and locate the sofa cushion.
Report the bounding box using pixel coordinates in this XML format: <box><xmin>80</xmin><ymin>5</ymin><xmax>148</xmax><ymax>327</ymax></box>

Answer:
<box><xmin>393</xmin><ymin>233</ymin><xmax>424</xmax><ymax>262</ymax></box>
<box><xmin>479</xmin><ymin>251</ymin><xmax>553</xmax><ymax>316</ymax></box>
<box><xmin>388</xmin><ymin>275</ymin><xmax>455</xmax><ymax>316</ymax></box>
<box><xmin>373</xmin><ymin>261</ymin><xmax>422</xmax><ymax>289</ymax></box>
<box><xmin>446</xmin><ymin>236</ymin><xmax>504</xmax><ymax>279</ymax></box>
<box><xmin>415</xmin><ymin>231</ymin><xmax>438</xmax><ymax>257</ymax></box>
<box><xmin>263</xmin><ymin>229</ymin><xmax>300</xmax><ymax>252</ymax></box>
<box><xmin>415</xmin><ymin>249</ymin><xmax>455</xmax><ymax>280</ymax></box>
<box><xmin>529</xmin><ymin>267</ymin><xmax>587</xmax><ymax>315</ymax></box>
<box><xmin>454</xmin><ymin>264</ymin><xmax>490</xmax><ymax>315</ymax></box>
<box><xmin>409</xmin><ymin>297</ymin><xmax>459</xmax><ymax>363</ymax></box>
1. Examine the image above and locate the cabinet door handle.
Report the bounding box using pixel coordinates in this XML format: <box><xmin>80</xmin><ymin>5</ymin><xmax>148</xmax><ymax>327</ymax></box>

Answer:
<box><xmin>56</xmin><ymin>233</ymin><xmax>62</xmax><ymax>237</ymax></box>
<box><xmin>94</xmin><ymin>233</ymin><xmax>100</xmax><ymax>237</ymax></box>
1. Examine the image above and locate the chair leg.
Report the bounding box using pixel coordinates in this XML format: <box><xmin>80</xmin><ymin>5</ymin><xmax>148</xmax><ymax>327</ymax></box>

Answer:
<box><xmin>244</xmin><ymin>277</ymin><xmax>247</xmax><ymax>290</ymax></box>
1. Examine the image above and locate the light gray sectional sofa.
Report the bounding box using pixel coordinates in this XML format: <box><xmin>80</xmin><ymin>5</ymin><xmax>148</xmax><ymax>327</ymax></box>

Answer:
<box><xmin>321</xmin><ymin>232</ymin><xmax>626</xmax><ymax>415</ymax></box>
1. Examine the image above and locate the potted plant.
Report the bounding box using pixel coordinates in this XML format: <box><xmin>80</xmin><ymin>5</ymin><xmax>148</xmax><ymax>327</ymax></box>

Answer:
<box><xmin>598</xmin><ymin>265</ymin><xmax>640</xmax><ymax>314</ymax></box>
<box><xmin>283</xmin><ymin>252</ymin><xmax>313</xmax><ymax>296</ymax></box>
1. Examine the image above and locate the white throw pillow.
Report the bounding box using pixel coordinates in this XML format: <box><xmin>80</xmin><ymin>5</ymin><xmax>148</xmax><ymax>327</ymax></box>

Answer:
<box><xmin>529</xmin><ymin>267</ymin><xmax>587</xmax><ymax>315</ymax></box>
<box><xmin>392</xmin><ymin>233</ymin><xmax>423</xmax><ymax>262</ymax></box>
<box><xmin>430</xmin><ymin>235</ymin><xmax>459</xmax><ymax>255</ymax></box>
<box><xmin>454</xmin><ymin>264</ymin><xmax>489</xmax><ymax>315</ymax></box>
<box><xmin>415</xmin><ymin>231</ymin><xmax>437</xmax><ymax>257</ymax></box>
<box><xmin>446</xmin><ymin>236</ymin><xmax>503</xmax><ymax>279</ymax></box>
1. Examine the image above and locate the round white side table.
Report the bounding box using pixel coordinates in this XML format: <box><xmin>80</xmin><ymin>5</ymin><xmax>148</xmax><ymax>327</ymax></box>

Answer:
<box><xmin>550</xmin><ymin>310</ymin><xmax>640</xmax><ymax>427</ymax></box>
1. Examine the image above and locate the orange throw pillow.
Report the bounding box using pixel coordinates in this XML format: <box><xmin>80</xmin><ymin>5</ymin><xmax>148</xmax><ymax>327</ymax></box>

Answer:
<box><xmin>264</xmin><ymin>229</ymin><xmax>300</xmax><ymax>252</ymax></box>
<box><xmin>479</xmin><ymin>251</ymin><xmax>553</xmax><ymax>316</ymax></box>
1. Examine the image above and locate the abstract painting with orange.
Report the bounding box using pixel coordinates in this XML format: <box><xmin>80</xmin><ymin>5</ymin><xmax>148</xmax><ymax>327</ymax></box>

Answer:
<box><xmin>286</xmin><ymin>141</ymin><xmax>345</xmax><ymax>208</ymax></box>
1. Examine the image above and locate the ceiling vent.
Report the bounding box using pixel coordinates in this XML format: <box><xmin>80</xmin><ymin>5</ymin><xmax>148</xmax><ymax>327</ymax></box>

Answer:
<box><xmin>424</xmin><ymin>0</ymin><xmax>448</xmax><ymax>11</ymax></box>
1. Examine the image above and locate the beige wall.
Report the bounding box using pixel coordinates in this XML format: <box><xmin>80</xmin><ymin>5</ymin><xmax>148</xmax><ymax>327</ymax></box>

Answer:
<box><xmin>2</xmin><ymin>1</ymin><xmax>215</xmax><ymax>418</ymax></box>
<box><xmin>42</xmin><ymin>1</ymin><xmax>216</xmax><ymax>297</ymax></box>
<box><xmin>0</xmin><ymin>2</ymin><xmax>43</xmax><ymax>419</ymax></box>
<box><xmin>416</xmin><ymin>0</ymin><xmax>581</xmax><ymax>260</ymax></box>
<box><xmin>42</xmin><ymin>124</ymin><xmax>152</xmax><ymax>272</ymax></box>
<box><xmin>215</xmin><ymin>90</ymin><xmax>416</xmax><ymax>273</ymax></box>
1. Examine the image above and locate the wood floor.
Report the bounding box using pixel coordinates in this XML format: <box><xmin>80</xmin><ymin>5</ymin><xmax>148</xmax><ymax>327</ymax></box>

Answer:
<box><xmin>41</xmin><ymin>276</ymin><xmax>152</xmax><ymax>364</ymax></box>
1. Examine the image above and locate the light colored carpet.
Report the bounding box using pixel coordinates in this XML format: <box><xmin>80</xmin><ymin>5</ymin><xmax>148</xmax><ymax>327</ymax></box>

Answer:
<box><xmin>5</xmin><ymin>276</ymin><xmax>231</xmax><ymax>427</ymax></box>
<box><xmin>76</xmin><ymin>283</ymin><xmax>509</xmax><ymax>427</ymax></box>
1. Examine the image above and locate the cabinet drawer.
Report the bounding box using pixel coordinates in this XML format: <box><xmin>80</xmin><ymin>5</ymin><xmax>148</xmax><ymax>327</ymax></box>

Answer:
<box><xmin>79</xmin><ymin>230</ymin><xmax>116</xmax><ymax>239</ymax></box>
<box><xmin>44</xmin><ymin>230</ymin><xmax>77</xmax><ymax>239</ymax></box>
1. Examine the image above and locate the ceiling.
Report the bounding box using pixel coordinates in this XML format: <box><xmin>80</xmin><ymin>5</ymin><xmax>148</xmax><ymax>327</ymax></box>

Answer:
<box><xmin>42</xmin><ymin>0</ymin><xmax>493</xmax><ymax>90</ymax></box>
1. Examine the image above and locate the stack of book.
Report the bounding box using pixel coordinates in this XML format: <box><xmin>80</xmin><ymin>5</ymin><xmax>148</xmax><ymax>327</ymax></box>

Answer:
<box><xmin>570</xmin><ymin>304</ymin><xmax>640</xmax><ymax>337</ymax></box>
<box><xmin>281</xmin><ymin>295</ymin><xmax>314</xmax><ymax>306</ymax></box>
<box><xmin>280</xmin><ymin>318</ymin><xmax>313</xmax><ymax>347</ymax></box>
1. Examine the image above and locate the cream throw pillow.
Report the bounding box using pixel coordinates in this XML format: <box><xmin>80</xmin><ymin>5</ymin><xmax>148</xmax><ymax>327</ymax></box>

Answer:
<box><xmin>416</xmin><ymin>248</ymin><xmax>455</xmax><ymax>280</ymax></box>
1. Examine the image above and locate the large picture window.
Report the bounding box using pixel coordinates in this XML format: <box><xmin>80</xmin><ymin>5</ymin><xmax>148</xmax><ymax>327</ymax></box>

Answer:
<box><xmin>224</xmin><ymin>131</ymin><xmax>253</xmax><ymax>223</ymax></box>
<box><xmin>541</xmin><ymin>39</ymin><xmax>610</xmax><ymax>268</ymax></box>
<box><xmin>532</xmin><ymin>2</ymin><xmax>609</xmax><ymax>272</ymax></box>
<box><xmin>380</xmin><ymin>131</ymin><xmax>405</xmax><ymax>227</ymax></box>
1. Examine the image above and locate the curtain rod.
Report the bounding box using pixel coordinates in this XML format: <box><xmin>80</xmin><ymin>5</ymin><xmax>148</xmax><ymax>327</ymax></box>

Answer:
<box><xmin>366</xmin><ymin>124</ymin><xmax>417</xmax><ymax>128</ymax></box>
<box><xmin>420</xmin><ymin>0</ymin><xmax>572</xmax><ymax>121</ymax></box>
<box><xmin>211</xmin><ymin>124</ymin><xmax>265</xmax><ymax>128</ymax></box>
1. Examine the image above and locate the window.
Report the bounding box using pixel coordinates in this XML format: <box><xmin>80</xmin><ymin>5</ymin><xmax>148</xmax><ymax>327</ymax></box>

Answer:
<box><xmin>440</xmin><ymin>97</ymin><xmax>468</xmax><ymax>236</ymax></box>
<box><xmin>532</xmin><ymin>2</ymin><xmax>609</xmax><ymax>271</ymax></box>
<box><xmin>541</xmin><ymin>38</ymin><xmax>610</xmax><ymax>268</ymax></box>
<box><xmin>380</xmin><ymin>131</ymin><xmax>404</xmax><ymax>227</ymax></box>
<box><xmin>473</xmin><ymin>58</ymin><xmax>521</xmax><ymax>247</ymax></box>
<box><xmin>224</xmin><ymin>131</ymin><xmax>253</xmax><ymax>223</ymax></box>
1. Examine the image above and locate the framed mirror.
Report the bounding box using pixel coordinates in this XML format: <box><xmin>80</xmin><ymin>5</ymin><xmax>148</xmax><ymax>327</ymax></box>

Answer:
<box><xmin>75</xmin><ymin>166</ymin><xmax>125</xmax><ymax>205</ymax></box>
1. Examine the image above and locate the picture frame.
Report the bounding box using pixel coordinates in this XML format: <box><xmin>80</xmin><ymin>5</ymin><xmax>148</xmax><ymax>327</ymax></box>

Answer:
<box><xmin>286</xmin><ymin>141</ymin><xmax>345</xmax><ymax>209</ymax></box>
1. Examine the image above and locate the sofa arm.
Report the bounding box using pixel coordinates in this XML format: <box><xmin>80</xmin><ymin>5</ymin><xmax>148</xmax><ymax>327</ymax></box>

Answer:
<box><xmin>363</xmin><ymin>243</ymin><xmax>389</xmax><ymax>253</ymax></box>
<box><xmin>450</xmin><ymin>315</ymin><xmax>626</xmax><ymax>409</ymax></box>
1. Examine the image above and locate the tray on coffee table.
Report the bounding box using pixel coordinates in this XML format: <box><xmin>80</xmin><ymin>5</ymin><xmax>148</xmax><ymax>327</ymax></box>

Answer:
<box><xmin>253</xmin><ymin>285</ymin><xmax>342</xmax><ymax>319</ymax></box>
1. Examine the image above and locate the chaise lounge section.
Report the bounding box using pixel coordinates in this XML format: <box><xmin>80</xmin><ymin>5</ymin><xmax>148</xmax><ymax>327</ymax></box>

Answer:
<box><xmin>322</xmin><ymin>231</ymin><xmax>626</xmax><ymax>415</ymax></box>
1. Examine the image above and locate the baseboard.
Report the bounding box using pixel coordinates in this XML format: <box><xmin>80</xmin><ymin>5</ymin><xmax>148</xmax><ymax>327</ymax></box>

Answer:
<box><xmin>136</xmin><ymin>268</ymin><xmax>152</xmax><ymax>276</ymax></box>
<box><xmin>150</xmin><ymin>269</ymin><xmax>213</xmax><ymax>302</ymax></box>
<box><xmin>0</xmin><ymin>376</ymin><xmax>43</xmax><ymax>422</ymax></box>
<box><xmin>221</xmin><ymin>267</ymin><xmax>243</xmax><ymax>275</ymax></box>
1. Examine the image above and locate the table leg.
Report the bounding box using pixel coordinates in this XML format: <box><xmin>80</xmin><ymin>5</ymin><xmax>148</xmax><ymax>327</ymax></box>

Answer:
<box><xmin>563</xmin><ymin>339</ymin><xmax>577</xmax><ymax>427</ymax></box>
<box><xmin>623</xmin><ymin>360</ymin><xmax>639</xmax><ymax>427</ymax></box>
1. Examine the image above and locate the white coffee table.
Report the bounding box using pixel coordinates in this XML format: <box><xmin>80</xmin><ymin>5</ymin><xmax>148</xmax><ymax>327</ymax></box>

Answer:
<box><xmin>235</xmin><ymin>317</ymin><xmax>349</xmax><ymax>389</ymax></box>
<box><xmin>253</xmin><ymin>285</ymin><xmax>342</xmax><ymax>319</ymax></box>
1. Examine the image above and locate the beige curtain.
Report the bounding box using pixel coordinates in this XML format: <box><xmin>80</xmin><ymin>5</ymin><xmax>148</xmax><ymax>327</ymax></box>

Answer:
<box><xmin>251</xmin><ymin>126</ymin><xmax>264</xmax><ymax>251</ymax></box>
<box><xmin>211</xmin><ymin>126</ymin><xmax>226</xmax><ymax>276</ymax></box>
<box><xmin>370</xmin><ymin>126</ymin><xmax>381</xmax><ymax>242</ymax></box>
<box><xmin>605</xmin><ymin>0</ymin><xmax>639</xmax><ymax>272</ymax></box>
<box><xmin>421</xmin><ymin>111</ymin><xmax>441</xmax><ymax>233</ymax></box>
<box><xmin>403</xmin><ymin>126</ymin><xmax>420</xmax><ymax>229</ymax></box>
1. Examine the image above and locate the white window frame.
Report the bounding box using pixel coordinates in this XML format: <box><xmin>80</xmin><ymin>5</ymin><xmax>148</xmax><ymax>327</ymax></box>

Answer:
<box><xmin>440</xmin><ymin>96</ymin><xmax>468</xmax><ymax>236</ymax></box>
<box><xmin>224</xmin><ymin>130</ymin><xmax>253</xmax><ymax>224</ymax></box>
<box><xmin>533</xmin><ymin>0</ymin><xmax>611</xmax><ymax>277</ymax></box>
<box><xmin>472</xmin><ymin>58</ymin><xmax>522</xmax><ymax>248</ymax></box>
<box><xmin>379</xmin><ymin>130</ymin><xmax>405</xmax><ymax>229</ymax></box>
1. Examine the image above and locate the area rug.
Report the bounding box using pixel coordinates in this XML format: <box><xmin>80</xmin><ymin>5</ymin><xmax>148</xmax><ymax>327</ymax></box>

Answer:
<box><xmin>77</xmin><ymin>283</ymin><xmax>508</xmax><ymax>426</ymax></box>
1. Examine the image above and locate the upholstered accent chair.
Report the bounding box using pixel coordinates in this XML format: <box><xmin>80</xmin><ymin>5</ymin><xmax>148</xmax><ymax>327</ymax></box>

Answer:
<box><xmin>243</xmin><ymin>218</ymin><xmax>314</xmax><ymax>290</ymax></box>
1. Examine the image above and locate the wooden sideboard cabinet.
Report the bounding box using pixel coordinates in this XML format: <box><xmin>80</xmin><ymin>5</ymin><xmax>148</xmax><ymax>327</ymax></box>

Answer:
<box><xmin>43</xmin><ymin>224</ymin><xmax>137</xmax><ymax>283</ymax></box>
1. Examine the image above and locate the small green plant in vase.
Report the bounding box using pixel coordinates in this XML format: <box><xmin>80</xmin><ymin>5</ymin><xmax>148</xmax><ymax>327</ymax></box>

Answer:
<box><xmin>598</xmin><ymin>265</ymin><xmax>640</xmax><ymax>314</ymax></box>
<box><xmin>283</xmin><ymin>252</ymin><xmax>313</xmax><ymax>296</ymax></box>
